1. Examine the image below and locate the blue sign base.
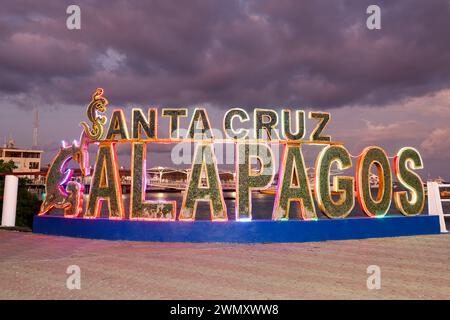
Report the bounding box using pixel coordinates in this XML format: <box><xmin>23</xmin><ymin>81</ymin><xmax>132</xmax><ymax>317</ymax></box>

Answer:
<box><xmin>33</xmin><ymin>215</ymin><xmax>441</xmax><ymax>243</ymax></box>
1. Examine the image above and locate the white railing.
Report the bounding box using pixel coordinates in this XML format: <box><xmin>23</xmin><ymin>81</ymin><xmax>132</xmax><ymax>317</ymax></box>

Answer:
<box><xmin>427</xmin><ymin>181</ymin><xmax>450</xmax><ymax>233</ymax></box>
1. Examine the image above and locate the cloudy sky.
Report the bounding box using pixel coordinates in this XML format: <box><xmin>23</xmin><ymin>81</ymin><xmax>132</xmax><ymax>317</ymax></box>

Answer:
<box><xmin>1</xmin><ymin>0</ymin><xmax>450</xmax><ymax>179</ymax></box>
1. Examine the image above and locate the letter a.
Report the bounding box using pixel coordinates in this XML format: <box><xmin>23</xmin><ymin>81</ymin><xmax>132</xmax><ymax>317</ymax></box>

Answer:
<box><xmin>66</xmin><ymin>5</ymin><xmax>81</xmax><ymax>30</ymax></box>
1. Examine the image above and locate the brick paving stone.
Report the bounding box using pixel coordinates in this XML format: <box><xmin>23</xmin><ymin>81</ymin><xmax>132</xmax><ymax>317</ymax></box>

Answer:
<box><xmin>0</xmin><ymin>230</ymin><xmax>449</xmax><ymax>299</ymax></box>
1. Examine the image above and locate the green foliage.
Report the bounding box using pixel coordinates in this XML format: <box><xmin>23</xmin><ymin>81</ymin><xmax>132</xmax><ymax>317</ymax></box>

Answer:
<box><xmin>0</xmin><ymin>160</ymin><xmax>17</xmax><ymax>200</ymax></box>
<box><xmin>273</xmin><ymin>145</ymin><xmax>317</xmax><ymax>220</ymax></box>
<box><xmin>15</xmin><ymin>183</ymin><xmax>41</xmax><ymax>228</ymax></box>
<box><xmin>357</xmin><ymin>147</ymin><xmax>392</xmax><ymax>217</ymax></box>
<box><xmin>0</xmin><ymin>160</ymin><xmax>17</xmax><ymax>173</ymax></box>
<box><xmin>180</xmin><ymin>144</ymin><xmax>227</xmax><ymax>220</ymax></box>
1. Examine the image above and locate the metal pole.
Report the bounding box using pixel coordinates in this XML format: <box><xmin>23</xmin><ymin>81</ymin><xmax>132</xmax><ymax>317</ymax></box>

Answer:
<box><xmin>1</xmin><ymin>175</ymin><xmax>19</xmax><ymax>227</ymax></box>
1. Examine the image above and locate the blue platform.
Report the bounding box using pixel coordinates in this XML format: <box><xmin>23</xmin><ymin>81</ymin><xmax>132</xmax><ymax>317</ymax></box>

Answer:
<box><xmin>33</xmin><ymin>215</ymin><xmax>441</xmax><ymax>243</ymax></box>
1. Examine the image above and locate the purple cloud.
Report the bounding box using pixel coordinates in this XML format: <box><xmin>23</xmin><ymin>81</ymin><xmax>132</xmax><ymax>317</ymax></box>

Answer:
<box><xmin>0</xmin><ymin>0</ymin><xmax>449</xmax><ymax>110</ymax></box>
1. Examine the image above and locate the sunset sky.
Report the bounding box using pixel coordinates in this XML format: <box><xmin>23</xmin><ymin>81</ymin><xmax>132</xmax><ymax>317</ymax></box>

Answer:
<box><xmin>1</xmin><ymin>0</ymin><xmax>450</xmax><ymax>179</ymax></box>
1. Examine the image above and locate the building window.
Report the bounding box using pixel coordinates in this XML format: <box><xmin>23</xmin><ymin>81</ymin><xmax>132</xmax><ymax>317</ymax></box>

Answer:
<box><xmin>29</xmin><ymin>162</ymin><xmax>39</xmax><ymax>170</ymax></box>
<box><xmin>23</xmin><ymin>152</ymin><xmax>41</xmax><ymax>158</ymax></box>
<box><xmin>5</xmin><ymin>151</ymin><xmax>22</xmax><ymax>158</ymax></box>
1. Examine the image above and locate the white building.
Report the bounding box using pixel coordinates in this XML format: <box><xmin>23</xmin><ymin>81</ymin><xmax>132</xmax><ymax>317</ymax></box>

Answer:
<box><xmin>0</xmin><ymin>140</ymin><xmax>43</xmax><ymax>173</ymax></box>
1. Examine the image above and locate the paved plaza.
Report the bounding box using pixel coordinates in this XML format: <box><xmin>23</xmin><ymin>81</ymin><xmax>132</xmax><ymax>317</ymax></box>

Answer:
<box><xmin>0</xmin><ymin>230</ymin><xmax>449</xmax><ymax>299</ymax></box>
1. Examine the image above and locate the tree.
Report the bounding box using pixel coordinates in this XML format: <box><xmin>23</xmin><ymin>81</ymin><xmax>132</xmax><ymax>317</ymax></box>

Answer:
<box><xmin>0</xmin><ymin>160</ymin><xmax>17</xmax><ymax>173</ymax></box>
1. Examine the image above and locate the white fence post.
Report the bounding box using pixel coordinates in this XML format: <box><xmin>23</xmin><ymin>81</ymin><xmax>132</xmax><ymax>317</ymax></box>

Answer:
<box><xmin>1</xmin><ymin>175</ymin><xmax>19</xmax><ymax>227</ymax></box>
<box><xmin>427</xmin><ymin>181</ymin><xmax>447</xmax><ymax>233</ymax></box>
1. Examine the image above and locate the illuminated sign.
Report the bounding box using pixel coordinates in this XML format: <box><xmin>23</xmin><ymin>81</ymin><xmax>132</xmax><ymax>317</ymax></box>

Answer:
<box><xmin>39</xmin><ymin>89</ymin><xmax>425</xmax><ymax>221</ymax></box>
